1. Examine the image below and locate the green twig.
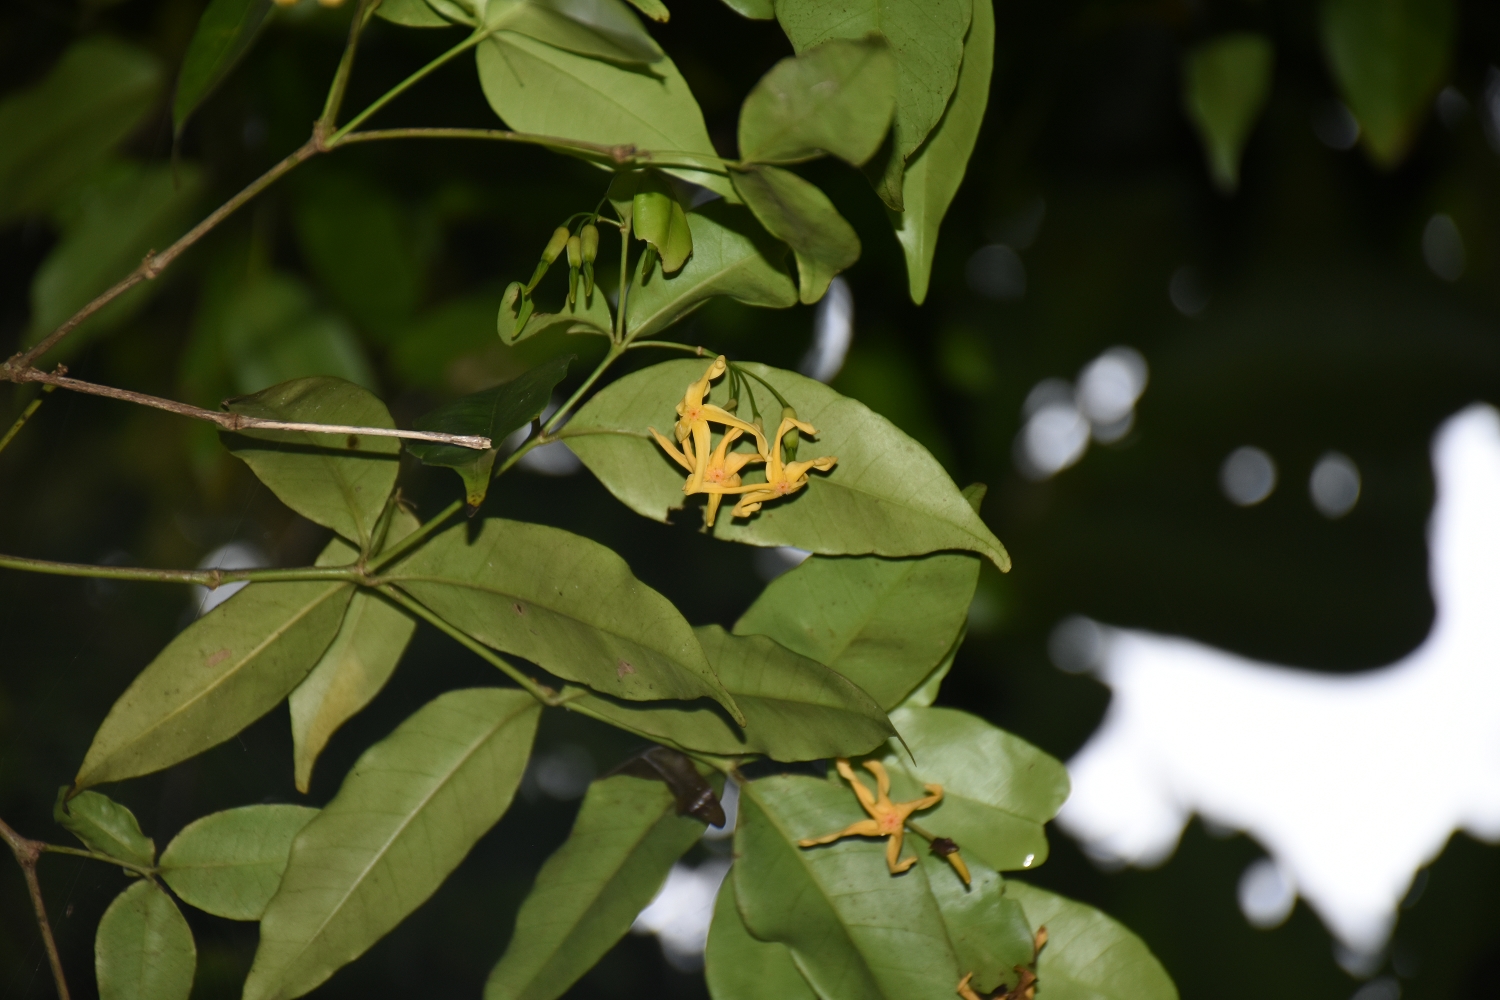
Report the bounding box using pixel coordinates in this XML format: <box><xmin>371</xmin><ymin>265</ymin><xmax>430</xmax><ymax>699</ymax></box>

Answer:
<box><xmin>367</xmin><ymin>499</ymin><xmax>463</xmax><ymax>573</ymax></box>
<box><xmin>542</xmin><ymin>343</ymin><xmax>625</xmax><ymax>435</ymax></box>
<box><xmin>318</xmin><ymin>0</ymin><xmax>377</xmax><ymax>136</ymax></box>
<box><xmin>0</xmin><ymin>554</ymin><xmax>358</xmax><ymax>587</ymax></box>
<box><xmin>0</xmin><ymin>385</ymin><xmax>54</xmax><ymax>456</ymax></box>
<box><xmin>730</xmin><ymin>363</ymin><xmax>790</xmax><ymax>410</ymax></box>
<box><xmin>328</xmin><ymin>30</ymin><xmax>487</xmax><ymax>143</ymax></box>
<box><xmin>40</xmin><ymin>844</ymin><xmax>157</xmax><ymax>880</ymax></box>
<box><xmin>0</xmin><ymin>817</ymin><xmax>71</xmax><ymax>1000</ymax></box>
<box><xmin>627</xmin><ymin>341</ymin><xmax>709</xmax><ymax>354</ymax></box>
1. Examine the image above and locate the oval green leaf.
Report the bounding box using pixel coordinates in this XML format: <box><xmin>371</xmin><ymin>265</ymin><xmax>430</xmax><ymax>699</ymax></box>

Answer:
<box><xmin>223</xmin><ymin>377</ymin><xmax>400</xmax><ymax>550</ymax></box>
<box><xmin>633</xmin><ymin>171</ymin><xmax>694</xmax><ymax>274</ymax></box>
<box><xmin>565</xmin><ymin>360</ymin><xmax>1009</xmax><ymax>568</ymax></box>
<box><xmin>377</xmin><ymin>0</ymin><xmax>455</xmax><ymax>26</ymax></box>
<box><xmin>158</xmin><ymin>804</ymin><xmax>320</xmax><ymax>920</ymax></box>
<box><xmin>54</xmin><ymin>788</ymin><xmax>155</xmax><ymax>869</ymax></box>
<box><xmin>1182</xmin><ymin>33</ymin><xmax>1274</xmax><ymax>193</ymax></box>
<box><xmin>173</xmin><ymin>0</ymin><xmax>274</xmax><ymax>139</ymax></box>
<box><xmin>732</xmin><ymin>166</ymin><xmax>859</xmax><ymax>305</ymax></box>
<box><xmin>244</xmin><ymin>688</ymin><xmax>540</xmax><ymax>1000</ymax></box>
<box><xmin>95</xmin><ymin>880</ymin><xmax>196</xmax><ymax>1000</ymax></box>
<box><xmin>484</xmin><ymin>773</ymin><xmax>707</xmax><ymax>1000</ymax></box>
<box><xmin>76</xmin><ymin>578</ymin><xmax>354</xmax><ymax>788</ymax></box>
<box><xmin>388</xmin><ymin>518</ymin><xmax>743</xmax><ymax>722</ymax></box>
<box><xmin>737</xmin><ymin>37</ymin><xmax>896</xmax><ymax>166</ymax></box>
<box><xmin>734</xmin><ymin>551</ymin><xmax>977</xmax><ymax>710</ymax></box>
<box><xmin>495</xmin><ymin>0</ymin><xmax>664</xmax><ymax>65</ymax></box>
<box><xmin>1003</xmin><ymin>881</ymin><xmax>1179</xmax><ymax>1000</ymax></box>
<box><xmin>569</xmin><ymin>624</ymin><xmax>894</xmax><ymax>760</ymax></box>
<box><xmin>705</xmin><ymin>877</ymin><xmax>817</xmax><ymax>1000</ymax></box>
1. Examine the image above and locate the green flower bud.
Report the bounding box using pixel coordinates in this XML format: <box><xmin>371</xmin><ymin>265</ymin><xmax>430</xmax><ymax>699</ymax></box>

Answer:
<box><xmin>542</xmin><ymin>225</ymin><xmax>571</xmax><ymax>264</ymax></box>
<box><xmin>781</xmin><ymin>405</ymin><xmax>799</xmax><ymax>462</ymax></box>
<box><xmin>580</xmin><ymin>223</ymin><xmax>599</xmax><ymax>263</ymax></box>
<box><xmin>566</xmin><ymin>234</ymin><xmax>583</xmax><ymax>268</ymax></box>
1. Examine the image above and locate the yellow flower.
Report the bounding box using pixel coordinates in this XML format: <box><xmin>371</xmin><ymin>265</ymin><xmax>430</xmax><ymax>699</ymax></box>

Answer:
<box><xmin>649</xmin><ymin>425</ymin><xmax>763</xmax><ymax>527</ymax></box>
<box><xmin>797</xmin><ymin>758</ymin><xmax>942</xmax><ymax>875</ymax></box>
<box><xmin>650</xmin><ymin>356</ymin><xmax>766</xmax><ymax>494</ymax></box>
<box><xmin>696</xmin><ymin>415</ymin><xmax>836</xmax><ymax>519</ymax></box>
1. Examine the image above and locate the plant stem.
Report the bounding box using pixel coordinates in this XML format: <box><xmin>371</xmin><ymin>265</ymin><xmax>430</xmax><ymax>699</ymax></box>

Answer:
<box><xmin>731</xmin><ymin>364</ymin><xmax>790</xmax><ymax>410</ymax></box>
<box><xmin>0</xmin><ymin>368</ymin><xmax>490</xmax><ymax>448</ymax></box>
<box><xmin>0</xmin><ymin>553</ymin><xmax>357</xmax><ymax>586</ymax></box>
<box><xmin>0</xmin><ymin>817</ymin><xmax>71</xmax><ymax>1000</ymax></box>
<box><xmin>378</xmin><ymin>585</ymin><xmax>564</xmax><ymax>707</ymax></box>
<box><xmin>543</xmin><ymin>343</ymin><xmax>624</xmax><ymax>435</ymax></box>
<box><xmin>329</xmin><ymin>30</ymin><xmax>485</xmax><ymax>143</ymax></box>
<box><xmin>319</xmin><ymin>0</ymin><xmax>377</xmax><ymax>134</ymax></box>
<box><xmin>626</xmin><ymin>341</ymin><xmax>709</xmax><ymax>355</ymax></box>
<box><xmin>40</xmin><ymin>844</ymin><xmax>157</xmax><ymax>879</ymax></box>
<box><xmin>0</xmin><ymin>385</ymin><xmax>54</xmax><ymax>456</ymax></box>
<box><xmin>614</xmin><ymin>222</ymin><xmax>631</xmax><ymax>345</ymax></box>
<box><xmin>340</xmin><ymin>128</ymin><xmax>647</xmax><ymax>166</ymax></box>
<box><xmin>367</xmin><ymin>499</ymin><xmax>462</xmax><ymax>572</ymax></box>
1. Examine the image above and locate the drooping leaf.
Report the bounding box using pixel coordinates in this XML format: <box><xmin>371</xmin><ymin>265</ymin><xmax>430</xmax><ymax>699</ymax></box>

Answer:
<box><xmin>222</xmin><ymin>377</ymin><xmax>400</xmax><ymax>550</ymax></box>
<box><xmin>733</xmin><ymin>551</ymin><xmax>977</xmax><ymax>710</ymax></box>
<box><xmin>475</xmin><ymin>32</ymin><xmax>734</xmax><ymax>199</ymax></box>
<box><xmin>737</xmin><ymin>37</ymin><xmax>897</xmax><ymax>166</ymax></box>
<box><xmin>290</xmin><ymin>516</ymin><xmax>420</xmax><ymax>793</ymax></box>
<box><xmin>919</xmin><ymin>851</ymin><xmax>1034</xmax><ymax>995</ymax></box>
<box><xmin>1321</xmin><ymin>0</ymin><xmax>1454</xmax><ymax>168</ymax></box>
<box><xmin>409</xmin><ymin>355</ymin><xmax>572</xmax><ymax>468</ymax></box>
<box><xmin>377</xmin><ymin>0</ymin><xmax>455</xmax><ymax>26</ymax></box>
<box><xmin>96</xmin><ymin>880</ymin><xmax>196</xmax><ymax>1000</ymax></box>
<box><xmin>887</xmin><ymin>0</ymin><xmax>992</xmax><ymax>304</ymax></box>
<box><xmin>897</xmin><ymin>623</ymin><xmax>964</xmax><ymax>710</ymax></box>
<box><xmin>868</xmin><ymin>706</ymin><xmax>1069</xmax><ymax>872</ymax></box>
<box><xmin>776</xmin><ymin>0</ymin><xmax>971</xmax><ymax>210</ymax></box>
<box><xmin>499</xmin><ymin>280</ymin><xmax>614</xmax><ymax>345</ymax></box>
<box><xmin>1003</xmin><ymin>881</ymin><xmax>1179</xmax><ymax>1000</ymax></box>
<box><xmin>567</xmin><ymin>625</ymin><xmax>894</xmax><ymax>760</ymax></box>
<box><xmin>732</xmin><ymin>166</ymin><xmax>859</xmax><ymax>305</ymax></box>
<box><xmin>387</xmin><ymin>519</ymin><xmax>745</xmax><ymax>722</ymax></box>
<box><xmin>158</xmin><ymin>805</ymin><xmax>320</xmax><ymax>920</ymax></box>
<box><xmin>53</xmin><ymin>788</ymin><xmax>155</xmax><ymax>869</ymax></box>
<box><xmin>565</xmin><ymin>360</ymin><xmax>1009</xmax><ymax>568</ymax></box>
<box><xmin>705</xmin><ymin>878</ymin><xmax>818</xmax><ymax>1000</ymax></box>
<box><xmin>734</xmin><ymin>774</ymin><xmax>960</xmax><ymax>1000</ymax></box>
<box><xmin>245</xmin><ymin>688</ymin><xmax>540</xmax><ymax>1000</ymax></box>
<box><xmin>483</xmin><ymin>774</ymin><xmax>707</xmax><ymax>1000</ymax></box>
<box><xmin>173</xmin><ymin>0</ymin><xmax>274</xmax><ymax>139</ymax></box>
<box><xmin>1182</xmin><ymin>33</ymin><xmax>1274</xmax><ymax>193</ymax></box>
<box><xmin>610</xmin><ymin>746</ymin><xmax>726</xmax><ymax>825</ymax></box>
<box><xmin>633</xmin><ymin>171</ymin><xmax>694</xmax><ymax>274</ymax></box>
<box><xmin>621</xmin><ymin>201</ymin><xmax>797</xmax><ymax>340</ymax></box>
<box><xmin>719</xmin><ymin>0</ymin><xmax>773</xmax><ymax>18</ymax></box>
<box><xmin>26</xmin><ymin>163</ymin><xmax>204</xmax><ymax>357</ymax></box>
<box><xmin>493</xmin><ymin>0</ymin><xmax>664</xmax><ymax>65</ymax></box>
<box><xmin>0</xmin><ymin>37</ymin><xmax>162</xmax><ymax>223</ymax></box>
<box><xmin>76</xmin><ymin>576</ymin><xmax>353</xmax><ymax>789</ymax></box>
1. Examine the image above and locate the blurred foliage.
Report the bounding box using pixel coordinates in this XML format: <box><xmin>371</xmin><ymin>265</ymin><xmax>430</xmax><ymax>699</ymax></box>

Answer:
<box><xmin>3</xmin><ymin>0</ymin><xmax>1500</xmax><ymax>997</ymax></box>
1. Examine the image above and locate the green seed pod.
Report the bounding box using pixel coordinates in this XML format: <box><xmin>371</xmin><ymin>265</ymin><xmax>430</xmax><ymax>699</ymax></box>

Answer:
<box><xmin>580</xmin><ymin>223</ymin><xmax>599</xmax><ymax>263</ymax></box>
<box><xmin>566</xmin><ymin>234</ymin><xmax>583</xmax><ymax>268</ymax></box>
<box><xmin>781</xmin><ymin>405</ymin><xmax>799</xmax><ymax>462</ymax></box>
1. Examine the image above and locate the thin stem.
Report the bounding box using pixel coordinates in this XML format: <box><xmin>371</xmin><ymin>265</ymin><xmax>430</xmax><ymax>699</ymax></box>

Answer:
<box><xmin>490</xmin><ymin>431</ymin><xmax>549</xmax><ymax>479</ymax></box>
<box><xmin>367</xmin><ymin>499</ymin><xmax>462</xmax><ymax>572</ymax></box>
<box><xmin>731</xmin><ymin>364</ymin><xmax>790</xmax><ymax>411</ymax></box>
<box><xmin>39</xmin><ymin>845</ymin><xmax>156</xmax><ymax>880</ymax></box>
<box><xmin>0</xmin><ymin>817</ymin><xmax>71</xmax><ymax>1000</ymax></box>
<box><xmin>0</xmin><ymin>385</ymin><xmax>54</xmax><ymax>456</ymax></box>
<box><xmin>379</xmin><ymin>585</ymin><xmax>564</xmax><ymax>706</ymax></box>
<box><xmin>340</xmin><ymin>127</ymin><xmax>646</xmax><ymax>166</ymax></box>
<box><xmin>626</xmin><ymin>341</ymin><xmax>708</xmax><ymax>355</ymax></box>
<box><xmin>0</xmin><ymin>368</ymin><xmax>490</xmax><ymax>448</ymax></box>
<box><xmin>614</xmin><ymin>222</ymin><xmax>631</xmax><ymax>344</ymax></box>
<box><xmin>542</xmin><ymin>343</ymin><xmax>624</xmax><ymax>435</ymax></box>
<box><xmin>319</xmin><ymin>0</ymin><xmax>377</xmax><ymax>134</ymax></box>
<box><xmin>329</xmin><ymin>31</ymin><xmax>485</xmax><ymax>143</ymax></box>
<box><xmin>0</xmin><ymin>553</ymin><xmax>358</xmax><ymax>586</ymax></box>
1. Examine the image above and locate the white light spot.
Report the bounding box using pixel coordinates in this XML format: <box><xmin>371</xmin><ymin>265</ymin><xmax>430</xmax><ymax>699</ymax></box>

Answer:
<box><xmin>1422</xmin><ymin>213</ymin><xmax>1465</xmax><ymax>282</ymax></box>
<box><xmin>1017</xmin><ymin>403</ymin><xmax>1090</xmax><ymax>480</ymax></box>
<box><xmin>1238</xmin><ymin>857</ymin><xmax>1296</xmax><ymax>929</ymax></box>
<box><xmin>966</xmin><ymin>244</ymin><xmax>1027</xmax><ymax>301</ymax></box>
<box><xmin>800</xmin><ymin>276</ymin><xmax>853</xmax><ymax>383</ymax></box>
<box><xmin>1076</xmin><ymin>347</ymin><xmax>1148</xmax><ymax>425</ymax></box>
<box><xmin>527</xmin><ymin>744</ymin><xmax>594</xmax><ymax>801</ymax></box>
<box><xmin>1220</xmin><ymin>446</ymin><xmax>1277</xmax><ymax>506</ymax></box>
<box><xmin>632</xmin><ymin>858</ymin><xmax>732</xmax><ymax>970</ymax></box>
<box><xmin>1022</xmin><ymin>853</ymin><xmax>1035</xmax><ymax>868</ymax></box>
<box><xmin>753</xmin><ymin>546</ymin><xmax>810</xmax><ymax>582</ymax></box>
<box><xmin>191</xmin><ymin>542</ymin><xmax>268</xmax><ymax>617</ymax></box>
<box><xmin>1310</xmin><ymin>451</ymin><xmax>1362</xmax><ymax>519</ymax></box>
<box><xmin>1049</xmin><ymin>616</ymin><xmax>1109</xmax><ymax>675</ymax></box>
<box><xmin>1169</xmin><ymin>266</ymin><xmax>1209</xmax><ymax>317</ymax></box>
<box><xmin>703</xmin><ymin>779</ymin><xmax>738</xmax><ymax>841</ymax></box>
<box><xmin>1351</xmin><ymin>977</ymin><xmax>1400</xmax><ymax>1000</ymax></box>
<box><xmin>1313</xmin><ymin>99</ymin><xmax>1361</xmax><ymax>150</ymax></box>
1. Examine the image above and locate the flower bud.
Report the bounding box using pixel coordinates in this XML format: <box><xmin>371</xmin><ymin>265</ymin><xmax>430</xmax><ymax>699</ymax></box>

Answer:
<box><xmin>781</xmin><ymin>405</ymin><xmax>799</xmax><ymax>462</ymax></box>
<box><xmin>580</xmin><ymin>223</ymin><xmax>599</xmax><ymax>263</ymax></box>
<box><xmin>542</xmin><ymin>226</ymin><xmax>571</xmax><ymax>264</ymax></box>
<box><xmin>566</xmin><ymin>234</ymin><xmax>583</xmax><ymax>268</ymax></box>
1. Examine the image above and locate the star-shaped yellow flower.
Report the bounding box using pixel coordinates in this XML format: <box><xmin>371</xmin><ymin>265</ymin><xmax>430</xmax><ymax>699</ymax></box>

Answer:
<box><xmin>649</xmin><ymin>425</ymin><xmax>763</xmax><ymax>527</ymax></box>
<box><xmin>798</xmin><ymin>758</ymin><xmax>942</xmax><ymax>875</ymax></box>
<box><xmin>695</xmin><ymin>415</ymin><xmax>836</xmax><ymax>519</ymax></box>
<box><xmin>650</xmin><ymin>356</ymin><xmax>766</xmax><ymax>494</ymax></box>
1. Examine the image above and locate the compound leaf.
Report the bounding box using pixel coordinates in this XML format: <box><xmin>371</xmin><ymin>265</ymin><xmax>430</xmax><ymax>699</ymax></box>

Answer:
<box><xmin>158</xmin><ymin>805</ymin><xmax>319</xmax><ymax>920</ymax></box>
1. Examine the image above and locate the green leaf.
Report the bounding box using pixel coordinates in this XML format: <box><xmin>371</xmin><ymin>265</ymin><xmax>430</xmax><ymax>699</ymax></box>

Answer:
<box><xmin>568</xmin><ymin>625</ymin><xmax>894</xmax><ymax>760</ymax></box>
<box><xmin>377</xmin><ymin>0</ymin><xmax>456</xmax><ymax>26</ymax></box>
<box><xmin>218</xmin><ymin>273</ymin><xmax>378</xmax><ymax>395</ymax></box>
<box><xmin>475</xmin><ymin>32</ymin><xmax>734</xmax><ymax>199</ymax></box>
<box><xmin>75</xmin><ymin>577</ymin><xmax>354</xmax><ymax>788</ymax></box>
<box><xmin>705</xmin><ymin>878</ymin><xmax>817</xmax><ymax>1000</ymax></box>
<box><xmin>1003</xmin><ymin>881</ymin><xmax>1179</xmax><ymax>1000</ymax></box>
<box><xmin>734</xmin><ymin>774</ymin><xmax>959</xmax><ymax>1000</ymax></box>
<box><xmin>387</xmin><ymin>519</ymin><xmax>745</xmax><ymax>723</ymax></box>
<box><xmin>26</xmin><ymin>163</ymin><xmax>204</xmax><ymax>357</ymax></box>
<box><xmin>733</xmin><ymin>552</ymin><xmax>977</xmax><ymax>711</ymax></box>
<box><xmin>290</xmin><ymin>515</ymin><xmax>421</xmax><ymax>794</ymax></box>
<box><xmin>244</xmin><ymin>688</ymin><xmax>539</xmax><ymax>1000</ymax></box>
<box><xmin>565</xmin><ymin>360</ymin><xmax>1010</xmax><ymax>568</ymax></box>
<box><xmin>737</xmin><ymin>37</ymin><xmax>896</xmax><ymax>166</ymax></box>
<box><xmin>494</xmin><ymin>0</ymin><xmax>664</xmax><ymax>65</ymax></box>
<box><xmin>624</xmin><ymin>0</ymin><xmax>669</xmax><ymax>22</ymax></box>
<box><xmin>484</xmin><ymin>774</ymin><xmax>706</xmax><ymax>1000</ymax></box>
<box><xmin>0</xmin><ymin>37</ymin><xmax>162</xmax><ymax>223</ymax></box>
<box><xmin>633</xmin><ymin>171</ymin><xmax>694</xmax><ymax>274</ymax></box>
<box><xmin>54</xmin><ymin>788</ymin><xmax>155</xmax><ymax>869</ymax></box>
<box><xmin>500</xmin><ymin>280</ymin><xmax>614</xmax><ymax>345</ymax></box>
<box><xmin>887</xmin><ymin>0</ymin><xmax>992</xmax><ymax>304</ymax></box>
<box><xmin>95</xmin><ymin>880</ymin><xmax>196</xmax><ymax>1000</ymax></box>
<box><xmin>732</xmin><ymin>166</ymin><xmax>859</xmax><ymax>305</ymax></box>
<box><xmin>158</xmin><ymin>805</ymin><xmax>320</xmax><ymax>920</ymax></box>
<box><xmin>720</xmin><ymin>0</ymin><xmax>773</xmax><ymax>18</ymax></box>
<box><xmin>897</xmin><ymin>623</ymin><xmax>963</xmax><ymax>709</ymax></box>
<box><xmin>776</xmin><ymin>0</ymin><xmax>971</xmax><ymax>210</ymax></box>
<box><xmin>919</xmin><ymin>851</ymin><xmax>1033</xmax><ymax>995</ymax></box>
<box><xmin>223</xmin><ymin>377</ymin><xmax>399</xmax><ymax>550</ymax></box>
<box><xmin>173</xmin><ymin>0</ymin><xmax>274</xmax><ymax>139</ymax></box>
<box><xmin>869</xmin><ymin>706</ymin><xmax>1068</xmax><ymax>872</ymax></box>
<box><xmin>1182</xmin><ymin>33</ymin><xmax>1274</xmax><ymax>193</ymax></box>
<box><xmin>1321</xmin><ymin>0</ymin><xmax>1454</xmax><ymax>168</ymax></box>
<box><xmin>292</xmin><ymin>169</ymin><xmax>423</xmax><ymax>342</ymax></box>
<box><xmin>622</xmin><ymin>201</ymin><xmax>797</xmax><ymax>340</ymax></box>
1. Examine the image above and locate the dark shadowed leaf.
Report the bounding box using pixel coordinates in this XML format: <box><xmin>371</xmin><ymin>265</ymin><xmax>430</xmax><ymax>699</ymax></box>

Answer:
<box><xmin>54</xmin><ymin>788</ymin><xmax>155</xmax><ymax>868</ymax></box>
<box><xmin>223</xmin><ymin>377</ymin><xmax>399</xmax><ymax>549</ymax></box>
<box><xmin>173</xmin><ymin>0</ymin><xmax>274</xmax><ymax>138</ymax></box>
<box><xmin>483</xmin><ymin>774</ymin><xmax>707</xmax><ymax>1000</ymax></box>
<box><xmin>159</xmin><ymin>805</ymin><xmax>319</xmax><ymax>920</ymax></box>
<box><xmin>733</xmin><ymin>551</ymin><xmax>977</xmax><ymax>710</ymax></box>
<box><xmin>737</xmin><ymin>38</ymin><xmax>896</xmax><ymax>166</ymax></box>
<box><xmin>408</xmin><ymin>354</ymin><xmax>572</xmax><ymax>468</ymax></box>
<box><xmin>705</xmin><ymin>878</ymin><xmax>818</xmax><ymax>1000</ymax></box>
<box><xmin>244</xmin><ymin>689</ymin><xmax>539</xmax><ymax>1000</ymax></box>
<box><xmin>610</xmin><ymin>745</ymin><xmax>725</xmax><ymax>825</ymax></box>
<box><xmin>1182</xmin><ymin>33</ymin><xmax>1274</xmax><ymax>193</ymax></box>
<box><xmin>95</xmin><ymin>880</ymin><xmax>196</xmax><ymax>1000</ymax></box>
<box><xmin>733</xmin><ymin>166</ymin><xmax>859</xmax><ymax>304</ymax></box>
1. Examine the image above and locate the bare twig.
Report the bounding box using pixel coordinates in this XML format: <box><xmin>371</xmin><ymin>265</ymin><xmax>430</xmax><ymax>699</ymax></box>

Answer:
<box><xmin>0</xmin><ymin>367</ymin><xmax>491</xmax><ymax>449</ymax></box>
<box><xmin>0</xmin><ymin>817</ymin><xmax>71</xmax><ymax>1000</ymax></box>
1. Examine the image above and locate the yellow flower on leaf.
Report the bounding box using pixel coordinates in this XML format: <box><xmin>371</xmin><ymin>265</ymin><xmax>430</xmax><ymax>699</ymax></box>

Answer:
<box><xmin>696</xmin><ymin>415</ymin><xmax>836</xmax><ymax>519</ymax></box>
<box><xmin>797</xmin><ymin>758</ymin><xmax>942</xmax><ymax>875</ymax></box>
<box><xmin>649</xmin><ymin>425</ymin><xmax>763</xmax><ymax>527</ymax></box>
<box><xmin>650</xmin><ymin>356</ymin><xmax>766</xmax><ymax>494</ymax></box>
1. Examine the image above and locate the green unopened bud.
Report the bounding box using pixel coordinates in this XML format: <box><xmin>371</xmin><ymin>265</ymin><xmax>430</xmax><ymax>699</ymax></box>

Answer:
<box><xmin>641</xmin><ymin>244</ymin><xmax>659</xmax><ymax>278</ymax></box>
<box><xmin>580</xmin><ymin>223</ymin><xmax>599</xmax><ymax>263</ymax></box>
<box><xmin>724</xmin><ymin>397</ymin><xmax>738</xmax><ymax>412</ymax></box>
<box><xmin>566</xmin><ymin>234</ymin><xmax>583</xmax><ymax>268</ymax></box>
<box><xmin>781</xmin><ymin>405</ymin><xmax>799</xmax><ymax>462</ymax></box>
<box><xmin>543</xmin><ymin>226</ymin><xmax>571</xmax><ymax>264</ymax></box>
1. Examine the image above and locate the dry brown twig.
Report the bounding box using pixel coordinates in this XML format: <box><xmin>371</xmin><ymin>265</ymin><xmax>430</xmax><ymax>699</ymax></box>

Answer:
<box><xmin>0</xmin><ymin>816</ymin><xmax>71</xmax><ymax>1000</ymax></box>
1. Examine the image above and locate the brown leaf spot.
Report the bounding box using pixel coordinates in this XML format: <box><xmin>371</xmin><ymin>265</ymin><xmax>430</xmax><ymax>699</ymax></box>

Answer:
<box><xmin>346</xmin><ymin>434</ymin><xmax>360</xmax><ymax>449</ymax></box>
<box><xmin>617</xmin><ymin>660</ymin><xmax>636</xmax><ymax>677</ymax></box>
<box><xmin>513</xmin><ymin>602</ymin><xmax>526</xmax><ymax>615</ymax></box>
<box><xmin>205</xmin><ymin>648</ymin><xmax>232</xmax><ymax>668</ymax></box>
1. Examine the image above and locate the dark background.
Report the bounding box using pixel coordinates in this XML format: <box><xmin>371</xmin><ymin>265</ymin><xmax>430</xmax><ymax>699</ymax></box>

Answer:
<box><xmin>3</xmin><ymin>0</ymin><xmax>1500</xmax><ymax>997</ymax></box>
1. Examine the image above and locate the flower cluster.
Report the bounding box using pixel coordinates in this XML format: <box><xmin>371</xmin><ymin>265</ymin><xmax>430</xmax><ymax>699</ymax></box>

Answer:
<box><xmin>649</xmin><ymin>356</ymin><xmax>837</xmax><ymax>527</ymax></box>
